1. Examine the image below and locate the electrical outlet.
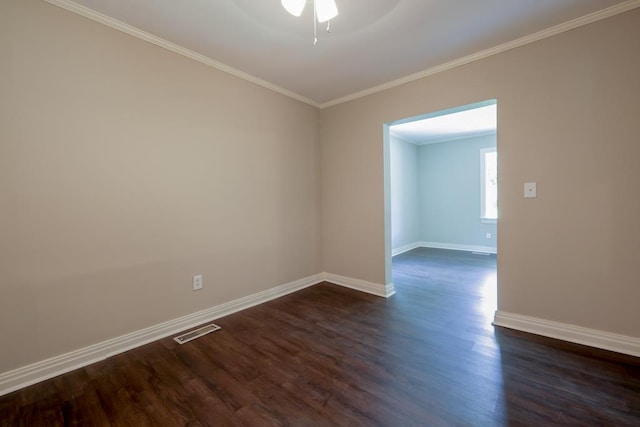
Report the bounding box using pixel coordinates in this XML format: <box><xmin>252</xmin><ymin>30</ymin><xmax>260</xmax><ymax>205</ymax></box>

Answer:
<box><xmin>486</xmin><ymin>232</ymin><xmax>492</xmax><ymax>239</ymax></box>
<box><xmin>192</xmin><ymin>274</ymin><xmax>203</xmax><ymax>291</ymax></box>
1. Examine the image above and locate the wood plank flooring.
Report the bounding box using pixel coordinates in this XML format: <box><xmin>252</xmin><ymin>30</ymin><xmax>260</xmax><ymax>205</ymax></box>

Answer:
<box><xmin>1</xmin><ymin>247</ymin><xmax>639</xmax><ymax>425</ymax></box>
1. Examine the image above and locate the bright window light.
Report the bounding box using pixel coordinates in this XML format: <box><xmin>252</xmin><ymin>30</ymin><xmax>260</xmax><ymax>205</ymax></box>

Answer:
<box><xmin>481</xmin><ymin>148</ymin><xmax>497</xmax><ymax>221</ymax></box>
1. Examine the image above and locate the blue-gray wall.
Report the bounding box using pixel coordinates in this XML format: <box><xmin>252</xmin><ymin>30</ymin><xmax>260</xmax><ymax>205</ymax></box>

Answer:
<box><xmin>418</xmin><ymin>134</ymin><xmax>497</xmax><ymax>250</ymax></box>
<box><xmin>391</xmin><ymin>133</ymin><xmax>497</xmax><ymax>252</ymax></box>
<box><xmin>390</xmin><ymin>136</ymin><xmax>420</xmax><ymax>250</ymax></box>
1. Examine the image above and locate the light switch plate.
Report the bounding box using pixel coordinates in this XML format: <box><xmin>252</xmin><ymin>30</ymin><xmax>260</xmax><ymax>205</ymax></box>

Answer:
<box><xmin>524</xmin><ymin>182</ymin><xmax>537</xmax><ymax>198</ymax></box>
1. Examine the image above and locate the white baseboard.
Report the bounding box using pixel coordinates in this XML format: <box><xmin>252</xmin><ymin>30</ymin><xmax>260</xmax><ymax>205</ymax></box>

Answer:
<box><xmin>0</xmin><ymin>273</ymin><xmax>324</xmax><ymax>397</ymax></box>
<box><xmin>323</xmin><ymin>273</ymin><xmax>396</xmax><ymax>298</ymax></box>
<box><xmin>493</xmin><ymin>311</ymin><xmax>640</xmax><ymax>357</ymax></box>
<box><xmin>391</xmin><ymin>241</ymin><xmax>422</xmax><ymax>256</ymax></box>
<box><xmin>0</xmin><ymin>271</ymin><xmax>396</xmax><ymax>396</ymax></box>
<box><xmin>392</xmin><ymin>241</ymin><xmax>497</xmax><ymax>255</ymax></box>
<box><xmin>420</xmin><ymin>241</ymin><xmax>497</xmax><ymax>254</ymax></box>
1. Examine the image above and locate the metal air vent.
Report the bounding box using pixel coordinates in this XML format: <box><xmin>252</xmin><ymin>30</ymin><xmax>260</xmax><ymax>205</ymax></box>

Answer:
<box><xmin>173</xmin><ymin>323</ymin><xmax>221</xmax><ymax>345</ymax></box>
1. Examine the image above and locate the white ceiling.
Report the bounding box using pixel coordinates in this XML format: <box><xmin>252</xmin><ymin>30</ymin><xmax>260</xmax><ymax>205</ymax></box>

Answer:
<box><xmin>49</xmin><ymin>0</ymin><xmax>636</xmax><ymax>106</ymax></box>
<box><xmin>390</xmin><ymin>104</ymin><xmax>496</xmax><ymax>145</ymax></box>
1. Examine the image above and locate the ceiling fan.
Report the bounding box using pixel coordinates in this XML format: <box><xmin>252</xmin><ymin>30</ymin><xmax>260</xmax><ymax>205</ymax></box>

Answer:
<box><xmin>281</xmin><ymin>0</ymin><xmax>339</xmax><ymax>45</ymax></box>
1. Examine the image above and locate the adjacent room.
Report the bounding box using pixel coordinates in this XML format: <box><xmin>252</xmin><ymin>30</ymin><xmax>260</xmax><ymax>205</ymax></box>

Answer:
<box><xmin>2</xmin><ymin>0</ymin><xmax>639</xmax><ymax>424</ymax></box>
<box><xmin>388</xmin><ymin>101</ymin><xmax>498</xmax><ymax>347</ymax></box>
<box><xmin>388</xmin><ymin>101</ymin><xmax>498</xmax><ymax>253</ymax></box>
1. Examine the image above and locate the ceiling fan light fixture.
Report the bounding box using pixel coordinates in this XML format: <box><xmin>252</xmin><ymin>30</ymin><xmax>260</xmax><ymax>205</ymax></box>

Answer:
<box><xmin>281</xmin><ymin>0</ymin><xmax>306</xmax><ymax>17</ymax></box>
<box><xmin>315</xmin><ymin>0</ymin><xmax>338</xmax><ymax>23</ymax></box>
<box><xmin>282</xmin><ymin>0</ymin><xmax>339</xmax><ymax>45</ymax></box>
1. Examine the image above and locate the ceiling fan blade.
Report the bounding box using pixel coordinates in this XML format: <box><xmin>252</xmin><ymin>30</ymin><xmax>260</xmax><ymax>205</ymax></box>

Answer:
<box><xmin>315</xmin><ymin>0</ymin><xmax>338</xmax><ymax>23</ymax></box>
<box><xmin>281</xmin><ymin>0</ymin><xmax>306</xmax><ymax>17</ymax></box>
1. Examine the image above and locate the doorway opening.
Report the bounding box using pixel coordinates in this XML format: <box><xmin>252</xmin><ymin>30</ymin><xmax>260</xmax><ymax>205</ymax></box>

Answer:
<box><xmin>383</xmin><ymin>99</ymin><xmax>498</xmax><ymax>318</ymax></box>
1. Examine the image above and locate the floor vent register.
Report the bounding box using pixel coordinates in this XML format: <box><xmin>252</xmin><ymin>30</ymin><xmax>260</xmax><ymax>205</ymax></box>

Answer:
<box><xmin>173</xmin><ymin>323</ymin><xmax>221</xmax><ymax>344</ymax></box>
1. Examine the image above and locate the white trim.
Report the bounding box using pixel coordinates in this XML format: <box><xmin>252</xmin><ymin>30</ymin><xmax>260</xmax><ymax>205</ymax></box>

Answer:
<box><xmin>421</xmin><ymin>131</ymin><xmax>499</xmax><ymax>146</ymax></box>
<box><xmin>493</xmin><ymin>311</ymin><xmax>640</xmax><ymax>358</ymax></box>
<box><xmin>390</xmin><ymin>130</ymin><xmax>497</xmax><ymax>146</ymax></box>
<box><xmin>389</xmin><ymin>133</ymin><xmax>418</xmax><ymax>146</ymax></box>
<box><xmin>392</xmin><ymin>241</ymin><xmax>497</xmax><ymax>255</ymax></box>
<box><xmin>42</xmin><ymin>0</ymin><xmax>640</xmax><ymax>109</ymax></box>
<box><xmin>41</xmin><ymin>0</ymin><xmax>319</xmax><ymax>108</ymax></box>
<box><xmin>320</xmin><ymin>0</ymin><xmax>640</xmax><ymax>108</ymax></box>
<box><xmin>415</xmin><ymin>130</ymin><xmax>497</xmax><ymax>146</ymax></box>
<box><xmin>392</xmin><ymin>241</ymin><xmax>422</xmax><ymax>256</ymax></box>
<box><xmin>480</xmin><ymin>218</ymin><xmax>497</xmax><ymax>225</ymax></box>
<box><xmin>0</xmin><ymin>273</ymin><xmax>324</xmax><ymax>397</ymax></box>
<box><xmin>0</xmin><ymin>272</ymin><xmax>396</xmax><ymax>396</ymax></box>
<box><xmin>420</xmin><ymin>241</ymin><xmax>497</xmax><ymax>255</ymax></box>
<box><xmin>323</xmin><ymin>273</ymin><xmax>396</xmax><ymax>298</ymax></box>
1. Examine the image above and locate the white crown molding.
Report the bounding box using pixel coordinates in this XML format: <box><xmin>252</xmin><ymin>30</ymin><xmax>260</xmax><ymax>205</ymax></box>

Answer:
<box><xmin>41</xmin><ymin>0</ymin><xmax>320</xmax><ymax>108</ymax></box>
<box><xmin>389</xmin><ymin>133</ymin><xmax>419</xmax><ymax>146</ymax></box>
<box><xmin>415</xmin><ymin>130</ymin><xmax>498</xmax><ymax>146</ymax></box>
<box><xmin>494</xmin><ymin>311</ymin><xmax>640</xmax><ymax>357</ymax></box>
<box><xmin>320</xmin><ymin>0</ymin><xmax>640</xmax><ymax>108</ymax></box>
<box><xmin>43</xmin><ymin>0</ymin><xmax>640</xmax><ymax>110</ymax></box>
<box><xmin>323</xmin><ymin>273</ymin><xmax>396</xmax><ymax>298</ymax></box>
<box><xmin>0</xmin><ymin>273</ymin><xmax>324</xmax><ymax>397</ymax></box>
<box><xmin>392</xmin><ymin>130</ymin><xmax>497</xmax><ymax>146</ymax></box>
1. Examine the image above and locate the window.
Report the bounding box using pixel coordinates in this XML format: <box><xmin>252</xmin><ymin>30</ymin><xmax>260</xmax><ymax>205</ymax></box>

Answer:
<box><xmin>480</xmin><ymin>148</ymin><xmax>497</xmax><ymax>223</ymax></box>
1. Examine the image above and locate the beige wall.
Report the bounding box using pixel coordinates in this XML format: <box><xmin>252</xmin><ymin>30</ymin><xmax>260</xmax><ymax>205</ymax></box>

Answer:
<box><xmin>2</xmin><ymin>0</ymin><xmax>639</xmax><ymax>377</ymax></box>
<box><xmin>321</xmin><ymin>9</ymin><xmax>640</xmax><ymax>337</ymax></box>
<box><xmin>0</xmin><ymin>0</ymin><xmax>322</xmax><ymax>373</ymax></box>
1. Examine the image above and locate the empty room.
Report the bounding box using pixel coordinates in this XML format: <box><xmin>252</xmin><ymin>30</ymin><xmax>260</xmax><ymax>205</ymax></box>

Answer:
<box><xmin>1</xmin><ymin>0</ymin><xmax>639</xmax><ymax>425</ymax></box>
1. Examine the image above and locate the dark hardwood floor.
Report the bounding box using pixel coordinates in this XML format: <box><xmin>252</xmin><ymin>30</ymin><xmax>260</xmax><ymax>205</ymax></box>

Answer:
<box><xmin>1</xmin><ymin>248</ymin><xmax>639</xmax><ymax>426</ymax></box>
